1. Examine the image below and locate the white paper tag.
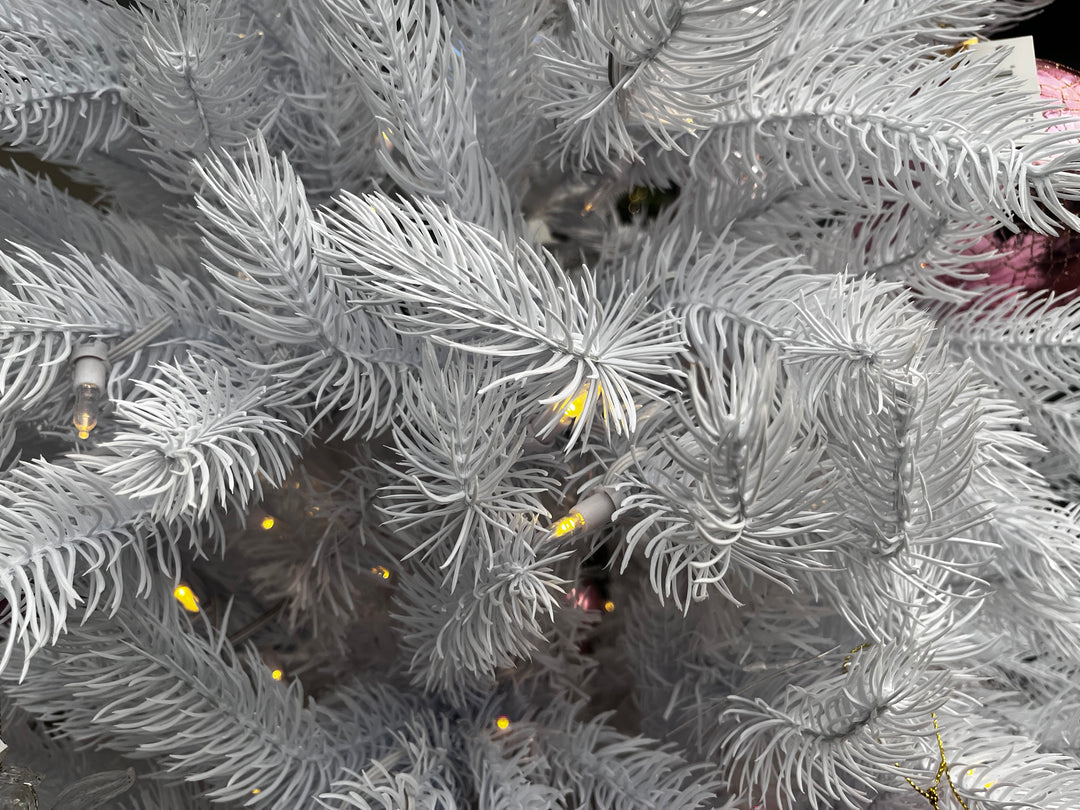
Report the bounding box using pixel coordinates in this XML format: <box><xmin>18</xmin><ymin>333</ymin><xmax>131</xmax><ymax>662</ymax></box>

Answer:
<box><xmin>963</xmin><ymin>36</ymin><xmax>1040</xmax><ymax>98</ymax></box>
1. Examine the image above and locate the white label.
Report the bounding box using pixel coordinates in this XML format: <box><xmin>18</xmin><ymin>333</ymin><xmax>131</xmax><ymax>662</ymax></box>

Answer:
<box><xmin>964</xmin><ymin>35</ymin><xmax>1040</xmax><ymax>98</ymax></box>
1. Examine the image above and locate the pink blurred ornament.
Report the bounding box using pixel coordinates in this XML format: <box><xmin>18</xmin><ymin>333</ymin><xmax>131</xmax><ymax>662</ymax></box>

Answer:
<box><xmin>955</xmin><ymin>60</ymin><xmax>1080</xmax><ymax>298</ymax></box>
<box><xmin>1037</xmin><ymin>59</ymin><xmax>1080</xmax><ymax>138</ymax></box>
<box><xmin>565</xmin><ymin>582</ymin><xmax>602</xmax><ymax>611</ymax></box>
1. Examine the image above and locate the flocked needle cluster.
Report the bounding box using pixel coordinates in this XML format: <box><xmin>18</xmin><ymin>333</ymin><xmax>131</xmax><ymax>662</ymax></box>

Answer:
<box><xmin>5</xmin><ymin>0</ymin><xmax>1080</xmax><ymax>808</ymax></box>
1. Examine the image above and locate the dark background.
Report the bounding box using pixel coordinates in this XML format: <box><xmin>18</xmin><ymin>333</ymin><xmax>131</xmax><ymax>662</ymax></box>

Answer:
<box><xmin>1011</xmin><ymin>2</ymin><xmax>1078</xmax><ymax>67</ymax></box>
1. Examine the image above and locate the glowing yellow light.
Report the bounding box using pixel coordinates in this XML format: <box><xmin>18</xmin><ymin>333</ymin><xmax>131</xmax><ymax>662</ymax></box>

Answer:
<box><xmin>371</xmin><ymin>566</ymin><xmax>390</xmax><ymax>580</ymax></box>
<box><xmin>985</xmin><ymin>782</ymin><xmax>995</xmax><ymax>789</ymax></box>
<box><xmin>252</xmin><ymin>788</ymin><xmax>261</xmax><ymax>794</ymax></box>
<box><xmin>603</xmin><ymin>600</ymin><xmax>615</xmax><ymax>613</ymax></box>
<box><xmin>381</xmin><ymin>131</ymin><xmax>393</xmax><ymax>149</ymax></box>
<box><xmin>495</xmin><ymin>715</ymin><xmax>510</xmax><ymax>730</ymax></box>
<box><xmin>967</xmin><ymin>770</ymin><xmax>974</xmax><ymax>776</ymax></box>
<box><xmin>551</xmin><ymin>512</ymin><xmax>585</xmax><ymax>538</ymax></box>
<box><xmin>555</xmin><ymin>385</ymin><xmax>590</xmax><ymax>426</ymax></box>
<box><xmin>271</xmin><ymin>669</ymin><xmax>283</xmax><ymax>681</ymax></box>
<box><xmin>261</xmin><ymin>516</ymin><xmax>275</xmax><ymax>530</ymax></box>
<box><xmin>174</xmin><ymin>585</ymin><xmax>200</xmax><ymax>613</ymax></box>
<box><xmin>73</xmin><ymin>383</ymin><xmax>100</xmax><ymax>438</ymax></box>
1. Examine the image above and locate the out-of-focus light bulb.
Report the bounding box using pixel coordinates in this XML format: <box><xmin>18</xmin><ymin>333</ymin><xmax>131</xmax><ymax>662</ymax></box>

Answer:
<box><xmin>551</xmin><ymin>512</ymin><xmax>585</xmax><ymax>538</ymax></box>
<box><xmin>174</xmin><ymin>585</ymin><xmax>199</xmax><ymax>613</ymax></box>
<box><xmin>261</xmin><ymin>516</ymin><xmax>275</xmax><ymax>530</ymax></box>
<box><xmin>495</xmin><ymin>715</ymin><xmax>510</xmax><ymax>730</ymax></box>
<box><xmin>271</xmin><ymin>668</ymin><xmax>283</xmax><ymax>681</ymax></box>
<box><xmin>603</xmin><ymin>600</ymin><xmax>615</xmax><ymax>613</ymax></box>
<box><xmin>371</xmin><ymin>566</ymin><xmax>390</xmax><ymax>580</ymax></box>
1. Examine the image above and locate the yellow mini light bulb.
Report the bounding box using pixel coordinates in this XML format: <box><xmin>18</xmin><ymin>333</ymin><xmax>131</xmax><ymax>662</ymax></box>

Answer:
<box><xmin>371</xmin><ymin>566</ymin><xmax>390</xmax><ymax>580</ymax></box>
<box><xmin>552</xmin><ymin>512</ymin><xmax>585</xmax><ymax>538</ymax></box>
<box><xmin>174</xmin><ymin>585</ymin><xmax>200</xmax><ymax>613</ymax></box>
<box><xmin>271</xmin><ymin>668</ymin><xmax>283</xmax><ymax>681</ymax></box>
<box><xmin>73</xmin><ymin>383</ymin><xmax>99</xmax><ymax>439</ymax></box>
<box><xmin>495</xmin><ymin>715</ymin><xmax>510</xmax><ymax>730</ymax></box>
<box><xmin>555</xmin><ymin>385</ymin><xmax>590</xmax><ymax>427</ymax></box>
<box><xmin>603</xmin><ymin>600</ymin><xmax>615</xmax><ymax>613</ymax></box>
<box><xmin>260</xmin><ymin>515</ymin><xmax>275</xmax><ymax>530</ymax></box>
<box><xmin>71</xmin><ymin>341</ymin><xmax>108</xmax><ymax>440</ymax></box>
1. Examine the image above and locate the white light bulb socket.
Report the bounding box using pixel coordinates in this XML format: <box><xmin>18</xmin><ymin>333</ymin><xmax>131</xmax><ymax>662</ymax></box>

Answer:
<box><xmin>72</xmin><ymin>340</ymin><xmax>108</xmax><ymax>391</ymax></box>
<box><xmin>526</xmin><ymin>408</ymin><xmax>562</xmax><ymax>448</ymax></box>
<box><xmin>571</xmin><ymin>487</ymin><xmax>624</xmax><ymax>529</ymax></box>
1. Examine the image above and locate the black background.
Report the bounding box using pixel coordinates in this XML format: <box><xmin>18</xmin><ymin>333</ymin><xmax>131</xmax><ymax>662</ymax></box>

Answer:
<box><xmin>1011</xmin><ymin>2</ymin><xmax>1078</xmax><ymax>67</ymax></box>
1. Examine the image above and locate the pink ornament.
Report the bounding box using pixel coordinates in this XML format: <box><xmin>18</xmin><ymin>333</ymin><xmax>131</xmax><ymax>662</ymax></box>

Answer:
<box><xmin>1037</xmin><ymin>59</ymin><xmax>1080</xmax><ymax>137</ymax></box>
<box><xmin>565</xmin><ymin>582</ymin><xmax>602</xmax><ymax>611</ymax></box>
<box><xmin>948</xmin><ymin>61</ymin><xmax>1080</xmax><ymax>300</ymax></box>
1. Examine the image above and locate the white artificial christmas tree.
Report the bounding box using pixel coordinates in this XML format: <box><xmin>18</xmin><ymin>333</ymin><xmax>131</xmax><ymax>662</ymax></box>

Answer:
<box><xmin>3</xmin><ymin>0</ymin><xmax>1080</xmax><ymax>807</ymax></box>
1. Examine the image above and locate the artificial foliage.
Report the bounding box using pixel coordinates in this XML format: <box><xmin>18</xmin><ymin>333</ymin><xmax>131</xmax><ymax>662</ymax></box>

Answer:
<box><xmin>5</xmin><ymin>0</ymin><xmax>1080</xmax><ymax>808</ymax></box>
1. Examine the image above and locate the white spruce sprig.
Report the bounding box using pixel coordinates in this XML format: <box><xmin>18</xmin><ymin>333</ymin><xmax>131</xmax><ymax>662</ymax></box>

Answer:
<box><xmin>393</xmin><ymin>535</ymin><xmax>567</xmax><ymax>704</ymax></box>
<box><xmin>3</xmin><ymin>584</ymin><xmax>345</xmax><ymax>807</ymax></box>
<box><xmin>936</xmin><ymin>289</ymin><xmax>1080</xmax><ymax>469</ymax></box>
<box><xmin>0</xmin><ymin>245</ymin><xmax>176</xmax><ymax>422</ymax></box>
<box><xmin>443</xmin><ymin>0</ymin><xmax>550</xmax><ymax>195</ymax></box>
<box><xmin>622</xmin><ymin>326</ymin><xmax>836</xmax><ymax>609</ymax></box>
<box><xmin>0</xmin><ymin>165</ymin><xmax>195</xmax><ymax>274</ymax></box>
<box><xmin>0</xmin><ymin>0</ymin><xmax>129</xmax><ymax>159</ymax></box>
<box><xmin>379</xmin><ymin>348</ymin><xmax>555</xmax><ymax>589</ymax></box>
<box><xmin>466</xmin><ymin>721</ymin><xmax>566</xmax><ymax>810</ymax></box>
<box><xmin>271</xmin><ymin>3</ymin><xmax>382</xmax><ymax>200</ymax></box>
<box><xmin>320</xmin><ymin>192</ymin><xmax>685</xmax><ymax>445</ymax></box>
<box><xmin>317</xmin><ymin>0</ymin><xmax>517</xmax><ymax>236</ymax></box>
<box><xmin>781</xmin><ymin>280</ymin><xmax>996</xmax><ymax>638</ymax></box>
<box><xmin>319</xmin><ymin>719</ymin><xmax>462</xmax><ymax>810</ymax></box>
<box><xmin>196</xmin><ymin>136</ymin><xmax>412</xmax><ymax>438</ymax></box>
<box><xmin>691</xmin><ymin>38</ymin><xmax>1080</xmax><ymax>234</ymax></box>
<box><xmin>721</xmin><ymin>641</ymin><xmax>956</xmax><ymax>810</ymax></box>
<box><xmin>535</xmin><ymin>703</ymin><xmax>726</xmax><ymax>810</ymax></box>
<box><xmin>535</xmin><ymin>0</ymin><xmax>783</xmax><ymax>170</ymax></box>
<box><xmin>0</xmin><ymin>460</ymin><xmax>143</xmax><ymax>676</ymax></box>
<box><xmin>79</xmin><ymin>354</ymin><xmax>299</xmax><ymax>522</ymax></box>
<box><xmin>120</xmin><ymin>0</ymin><xmax>281</xmax><ymax>195</ymax></box>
